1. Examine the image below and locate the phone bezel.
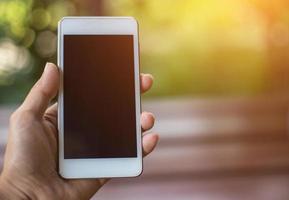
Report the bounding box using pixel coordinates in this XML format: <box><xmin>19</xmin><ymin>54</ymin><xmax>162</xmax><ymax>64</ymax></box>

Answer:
<box><xmin>58</xmin><ymin>17</ymin><xmax>142</xmax><ymax>178</ymax></box>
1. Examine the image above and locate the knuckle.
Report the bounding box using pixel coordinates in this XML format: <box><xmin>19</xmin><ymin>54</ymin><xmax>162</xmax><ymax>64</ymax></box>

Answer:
<box><xmin>9</xmin><ymin>110</ymin><xmax>20</xmax><ymax>123</ymax></box>
<box><xmin>19</xmin><ymin>110</ymin><xmax>37</xmax><ymax>120</ymax></box>
<box><xmin>9</xmin><ymin>109</ymin><xmax>36</xmax><ymax>124</ymax></box>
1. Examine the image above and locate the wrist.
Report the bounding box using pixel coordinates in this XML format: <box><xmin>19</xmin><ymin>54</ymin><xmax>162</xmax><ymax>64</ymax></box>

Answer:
<box><xmin>0</xmin><ymin>172</ymin><xmax>65</xmax><ymax>200</ymax></box>
<box><xmin>0</xmin><ymin>175</ymin><xmax>31</xmax><ymax>200</ymax></box>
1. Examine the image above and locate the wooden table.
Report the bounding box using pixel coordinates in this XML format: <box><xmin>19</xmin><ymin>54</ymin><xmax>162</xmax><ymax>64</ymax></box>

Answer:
<box><xmin>1</xmin><ymin>96</ymin><xmax>289</xmax><ymax>200</ymax></box>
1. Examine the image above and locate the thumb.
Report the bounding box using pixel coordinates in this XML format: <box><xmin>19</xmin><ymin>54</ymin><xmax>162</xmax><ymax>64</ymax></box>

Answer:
<box><xmin>20</xmin><ymin>63</ymin><xmax>59</xmax><ymax>117</ymax></box>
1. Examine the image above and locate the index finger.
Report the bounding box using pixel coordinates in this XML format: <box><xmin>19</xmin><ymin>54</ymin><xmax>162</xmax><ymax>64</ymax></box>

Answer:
<box><xmin>45</xmin><ymin>73</ymin><xmax>154</xmax><ymax>118</ymax></box>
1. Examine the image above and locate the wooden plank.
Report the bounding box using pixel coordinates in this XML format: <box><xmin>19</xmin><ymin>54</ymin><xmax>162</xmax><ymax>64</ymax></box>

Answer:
<box><xmin>142</xmin><ymin>140</ymin><xmax>289</xmax><ymax>176</ymax></box>
<box><xmin>143</xmin><ymin>95</ymin><xmax>289</xmax><ymax>118</ymax></box>
<box><xmin>94</xmin><ymin>173</ymin><xmax>289</xmax><ymax>200</ymax></box>
<box><xmin>143</xmin><ymin>96</ymin><xmax>289</xmax><ymax>140</ymax></box>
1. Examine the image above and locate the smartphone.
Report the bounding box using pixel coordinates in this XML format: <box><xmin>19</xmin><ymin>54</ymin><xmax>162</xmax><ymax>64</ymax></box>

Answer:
<box><xmin>57</xmin><ymin>17</ymin><xmax>142</xmax><ymax>178</ymax></box>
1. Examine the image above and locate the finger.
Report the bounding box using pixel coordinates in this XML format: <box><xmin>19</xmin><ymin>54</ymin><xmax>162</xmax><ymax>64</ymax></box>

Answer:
<box><xmin>42</xmin><ymin>73</ymin><xmax>150</xmax><ymax>119</ymax></box>
<box><xmin>140</xmin><ymin>73</ymin><xmax>153</xmax><ymax>93</ymax></box>
<box><xmin>142</xmin><ymin>133</ymin><xmax>159</xmax><ymax>157</ymax></box>
<box><xmin>141</xmin><ymin>112</ymin><xmax>155</xmax><ymax>132</ymax></box>
<box><xmin>20</xmin><ymin>63</ymin><xmax>59</xmax><ymax>117</ymax></box>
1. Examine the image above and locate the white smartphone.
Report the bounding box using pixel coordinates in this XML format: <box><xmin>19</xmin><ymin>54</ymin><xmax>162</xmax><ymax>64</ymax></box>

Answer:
<box><xmin>57</xmin><ymin>17</ymin><xmax>142</xmax><ymax>178</ymax></box>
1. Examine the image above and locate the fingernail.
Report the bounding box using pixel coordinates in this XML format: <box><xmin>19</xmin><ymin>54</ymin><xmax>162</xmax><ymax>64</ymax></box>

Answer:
<box><xmin>145</xmin><ymin>74</ymin><xmax>154</xmax><ymax>80</ymax></box>
<box><xmin>41</xmin><ymin>63</ymin><xmax>55</xmax><ymax>84</ymax></box>
<box><xmin>44</xmin><ymin>62</ymin><xmax>54</xmax><ymax>73</ymax></box>
<box><xmin>43</xmin><ymin>62</ymin><xmax>57</xmax><ymax>77</ymax></box>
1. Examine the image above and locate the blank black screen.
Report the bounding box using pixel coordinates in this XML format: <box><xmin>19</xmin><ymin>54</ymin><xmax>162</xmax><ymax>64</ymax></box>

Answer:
<box><xmin>63</xmin><ymin>35</ymin><xmax>137</xmax><ymax>159</ymax></box>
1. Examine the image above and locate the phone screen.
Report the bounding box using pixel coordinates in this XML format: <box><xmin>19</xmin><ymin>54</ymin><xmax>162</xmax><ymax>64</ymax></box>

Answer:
<box><xmin>63</xmin><ymin>35</ymin><xmax>137</xmax><ymax>159</ymax></box>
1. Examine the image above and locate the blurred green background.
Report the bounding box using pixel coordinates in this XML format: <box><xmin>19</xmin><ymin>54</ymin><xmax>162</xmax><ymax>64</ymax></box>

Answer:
<box><xmin>0</xmin><ymin>0</ymin><xmax>289</xmax><ymax>104</ymax></box>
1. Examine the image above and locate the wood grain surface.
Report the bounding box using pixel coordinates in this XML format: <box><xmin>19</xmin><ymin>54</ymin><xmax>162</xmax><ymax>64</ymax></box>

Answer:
<box><xmin>1</xmin><ymin>96</ymin><xmax>289</xmax><ymax>200</ymax></box>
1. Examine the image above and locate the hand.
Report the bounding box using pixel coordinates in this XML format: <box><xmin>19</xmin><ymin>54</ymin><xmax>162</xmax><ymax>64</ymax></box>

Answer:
<box><xmin>0</xmin><ymin>63</ymin><xmax>159</xmax><ymax>200</ymax></box>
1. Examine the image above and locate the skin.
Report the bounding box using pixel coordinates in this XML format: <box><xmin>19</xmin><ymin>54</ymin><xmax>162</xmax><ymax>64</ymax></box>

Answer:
<box><xmin>0</xmin><ymin>63</ymin><xmax>159</xmax><ymax>200</ymax></box>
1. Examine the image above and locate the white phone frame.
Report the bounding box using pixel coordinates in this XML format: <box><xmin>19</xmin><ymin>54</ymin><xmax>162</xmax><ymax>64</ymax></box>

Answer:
<box><xmin>58</xmin><ymin>17</ymin><xmax>142</xmax><ymax>179</ymax></box>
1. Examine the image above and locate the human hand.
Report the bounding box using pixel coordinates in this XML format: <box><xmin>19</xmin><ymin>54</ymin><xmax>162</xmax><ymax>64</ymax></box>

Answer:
<box><xmin>0</xmin><ymin>63</ymin><xmax>158</xmax><ymax>200</ymax></box>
